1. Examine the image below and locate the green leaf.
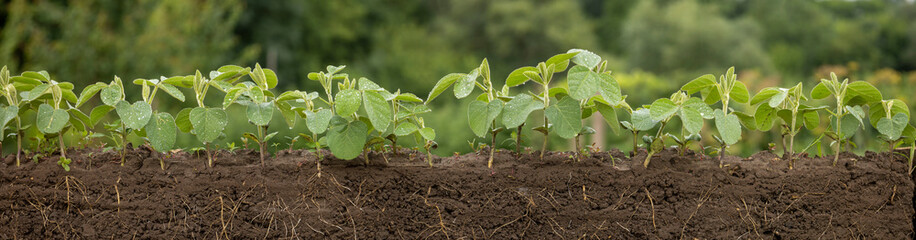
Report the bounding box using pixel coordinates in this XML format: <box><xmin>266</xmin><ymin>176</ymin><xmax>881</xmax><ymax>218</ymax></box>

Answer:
<box><xmin>276</xmin><ymin>101</ymin><xmax>297</xmax><ymax>128</ymax></box>
<box><xmin>394</xmin><ymin>122</ymin><xmax>418</xmax><ymax>136</ymax></box>
<box><xmin>810</xmin><ymin>82</ymin><xmax>831</xmax><ymax>99</ymax></box>
<box><xmin>845</xmin><ymin>105</ymin><xmax>866</xmax><ymax>128</ymax></box>
<box><xmin>568</xmin><ymin>49</ymin><xmax>601</xmax><ymax>69</ymax></box>
<box><xmin>468</xmin><ymin>100</ymin><xmax>503</xmax><ymax>138</ymax></box>
<box><xmin>335</xmin><ymin>89</ymin><xmax>361</xmax><ymax>117</ymax></box>
<box><xmin>714</xmin><ymin>110</ymin><xmax>742</xmax><ymax>145</ymax></box>
<box><xmin>419</xmin><ymin>127</ymin><xmax>435</xmax><ymax>141</ymax></box>
<box><xmin>681</xmin><ymin>74</ymin><xmax>716</xmax><ymax>94</ymax></box>
<box><xmin>100</xmin><ymin>85</ymin><xmax>122</xmax><ymax>106</ymax></box>
<box><xmin>175</xmin><ymin>108</ymin><xmax>193</xmax><ymax>133</ymax></box>
<box><xmin>115</xmin><ymin>101</ymin><xmax>152</xmax><ymax>130</ymax></box>
<box><xmin>597</xmin><ymin>73</ymin><xmax>621</xmax><ymax>104</ymax></box>
<box><xmin>189</xmin><ymin>107</ymin><xmax>228</xmax><ymax>143</ymax></box>
<box><xmin>734</xmin><ymin>111</ymin><xmax>757</xmax><ymax>131</ymax></box>
<box><xmin>868</xmin><ymin>100</ymin><xmax>909</xmax><ymax>127</ymax></box>
<box><xmin>263</xmin><ymin>68</ymin><xmax>278</xmax><ymax>89</ymax></box>
<box><xmin>145</xmin><ymin>112</ymin><xmax>176</xmax><ymax>152</ymax></box>
<box><xmin>158</xmin><ymin>83</ymin><xmax>185</xmax><ymax>102</ymax></box>
<box><xmin>306</xmin><ymin>109</ymin><xmax>333</xmax><ymax>135</ymax></box>
<box><xmin>595</xmin><ymin>102</ymin><xmax>621</xmax><ymax>134</ymax></box>
<box><xmin>843</xmin><ymin>81</ymin><xmax>882</xmax><ymax>105</ymax></box>
<box><xmin>801</xmin><ymin>110</ymin><xmax>820</xmax><ymax>130</ymax></box>
<box><xmin>877</xmin><ymin>113</ymin><xmax>908</xmax><ymax>140</ymax></box>
<box><xmin>76</xmin><ymin>83</ymin><xmax>106</xmax><ymax>108</ymax></box>
<box><xmin>37</xmin><ymin>104</ymin><xmax>69</xmax><ymax>134</ymax></box>
<box><xmin>394</xmin><ymin>93</ymin><xmax>423</xmax><ymax>102</ymax></box>
<box><xmin>545</xmin><ymin>97</ymin><xmax>582</xmax><ymax>139</ymax></box>
<box><xmin>363</xmin><ymin>90</ymin><xmax>392</xmax><ymax>131</ymax></box>
<box><xmin>679</xmin><ymin>107</ymin><xmax>704</xmax><ymax>134</ymax></box>
<box><xmin>567</xmin><ymin>65</ymin><xmax>600</xmax><ymax>100</ymax></box>
<box><xmin>501</xmin><ymin>94</ymin><xmax>542</xmax><ymax>129</ymax></box>
<box><xmin>23</xmin><ymin>84</ymin><xmax>50</xmax><ymax>102</ymax></box>
<box><xmin>754</xmin><ymin>104</ymin><xmax>778</xmax><ymax>131</ymax></box>
<box><xmin>506</xmin><ymin>66</ymin><xmax>538</xmax><ymax>87</ymax></box>
<box><xmin>701</xmin><ymin>87</ymin><xmax>721</xmax><ymax>105</ymax></box>
<box><xmin>731</xmin><ymin>81</ymin><xmax>750</xmax><ymax>103</ymax></box>
<box><xmin>0</xmin><ymin>105</ymin><xmax>18</xmax><ymax>136</ymax></box>
<box><xmin>545</xmin><ymin>52</ymin><xmax>579</xmax><ymax>72</ymax></box>
<box><xmin>247</xmin><ymin>101</ymin><xmax>274</xmax><ymax>126</ymax></box>
<box><xmin>835</xmin><ymin>115</ymin><xmax>860</xmax><ymax>139</ymax></box>
<box><xmin>649</xmin><ymin>98</ymin><xmax>678</xmax><ymax>122</ymax></box>
<box><xmin>750</xmin><ymin>88</ymin><xmax>779</xmax><ymax>106</ymax></box>
<box><xmin>326</xmin><ymin>120</ymin><xmax>368</xmax><ymax>160</ymax></box>
<box><xmin>683</xmin><ymin>97</ymin><xmax>714</xmax><ymax>119</ymax></box>
<box><xmin>631</xmin><ymin>108</ymin><xmax>658</xmax><ymax>131</ymax></box>
<box><xmin>454</xmin><ymin>69</ymin><xmax>478</xmax><ymax>99</ymax></box>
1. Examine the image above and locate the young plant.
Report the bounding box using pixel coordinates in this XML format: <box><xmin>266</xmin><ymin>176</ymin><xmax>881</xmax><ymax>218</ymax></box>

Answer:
<box><xmin>810</xmin><ymin>72</ymin><xmax>882</xmax><ymax>165</ymax></box>
<box><xmin>132</xmin><ymin>76</ymin><xmax>184</xmax><ymax>170</ymax></box>
<box><xmin>0</xmin><ymin>66</ymin><xmax>29</xmax><ymax>166</ymax></box>
<box><xmin>307</xmin><ymin>65</ymin><xmax>370</xmax><ymax>163</ymax></box>
<box><xmin>429</xmin><ymin>59</ymin><xmax>506</xmax><ymax>168</ymax></box>
<box><xmin>240</xmin><ymin>64</ymin><xmax>279</xmax><ymax>166</ymax></box>
<box><xmin>361</xmin><ymin>78</ymin><xmax>437</xmax><ymax>165</ymax></box>
<box><xmin>666</xmin><ymin>133</ymin><xmax>701</xmax><ymax>156</ymax></box>
<box><xmin>177</xmin><ymin>70</ymin><xmax>229</xmax><ymax>167</ymax></box>
<box><xmin>504</xmin><ymin>52</ymin><xmax>580</xmax><ymax>159</ymax></box>
<box><xmin>750</xmin><ymin>83</ymin><xmax>824</xmax><ymax>168</ymax></box>
<box><xmin>681</xmin><ymin>67</ymin><xmax>749</xmax><ymax>167</ymax></box>
<box><xmin>869</xmin><ymin>99</ymin><xmax>914</xmax><ymax>152</ymax></box>
<box><xmin>620</xmin><ymin>108</ymin><xmax>657</xmax><ymax>157</ymax></box>
<box><xmin>14</xmin><ymin>71</ymin><xmax>81</xmax><ymax>163</ymax></box>
<box><xmin>643</xmin><ymin>91</ymin><xmax>711</xmax><ymax>167</ymax></box>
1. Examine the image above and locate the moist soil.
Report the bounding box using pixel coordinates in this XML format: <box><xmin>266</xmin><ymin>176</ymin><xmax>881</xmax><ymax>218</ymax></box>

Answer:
<box><xmin>0</xmin><ymin>146</ymin><xmax>913</xmax><ymax>239</ymax></box>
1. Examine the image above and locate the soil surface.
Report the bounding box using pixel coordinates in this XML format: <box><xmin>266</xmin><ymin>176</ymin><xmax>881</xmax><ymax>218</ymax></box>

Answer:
<box><xmin>0</xmin><ymin>146</ymin><xmax>913</xmax><ymax>239</ymax></box>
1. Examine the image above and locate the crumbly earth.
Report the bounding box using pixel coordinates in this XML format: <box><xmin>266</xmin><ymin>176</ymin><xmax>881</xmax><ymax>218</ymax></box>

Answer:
<box><xmin>0</xmin><ymin>146</ymin><xmax>913</xmax><ymax>239</ymax></box>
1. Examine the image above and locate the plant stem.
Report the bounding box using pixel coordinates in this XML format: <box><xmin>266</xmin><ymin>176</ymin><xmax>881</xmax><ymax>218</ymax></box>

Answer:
<box><xmin>363</xmin><ymin>149</ymin><xmax>369</xmax><ymax>165</ymax></box>
<box><xmin>426</xmin><ymin>146</ymin><xmax>433</xmax><ymax>167</ymax></box>
<box><xmin>541</xmin><ymin>115</ymin><xmax>548</xmax><ymax>159</ymax></box>
<box><xmin>206</xmin><ymin>142</ymin><xmax>213</xmax><ymax>167</ymax></box>
<box><xmin>257</xmin><ymin>125</ymin><xmax>265</xmax><ymax>166</ymax></box>
<box><xmin>719</xmin><ymin>144</ymin><xmax>726</xmax><ymax>168</ymax></box>
<box><xmin>788</xmin><ymin>133</ymin><xmax>796</xmax><ymax>169</ymax></box>
<box><xmin>488</xmin><ymin>130</ymin><xmax>497</xmax><ymax>168</ymax></box>
<box><xmin>574</xmin><ymin>134</ymin><xmax>581</xmax><ymax>162</ymax></box>
<box><xmin>833</xmin><ymin>101</ymin><xmax>843</xmax><ymax>165</ymax></box>
<box><xmin>120</xmin><ymin>124</ymin><xmax>127</xmax><ymax>166</ymax></box>
<box><xmin>15</xmin><ymin>118</ymin><xmax>21</xmax><ymax>166</ymax></box>
<box><xmin>632</xmin><ymin>131</ymin><xmax>638</xmax><ymax>157</ymax></box>
<box><xmin>643</xmin><ymin>151</ymin><xmax>654</xmax><ymax>168</ymax></box>
<box><xmin>515</xmin><ymin>124</ymin><xmax>523</xmax><ymax>158</ymax></box>
<box><xmin>58</xmin><ymin>134</ymin><xmax>66</xmax><ymax>160</ymax></box>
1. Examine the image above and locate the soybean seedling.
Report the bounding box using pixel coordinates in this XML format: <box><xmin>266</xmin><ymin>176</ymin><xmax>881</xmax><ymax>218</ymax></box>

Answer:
<box><xmin>869</xmin><ymin>99</ymin><xmax>914</xmax><ymax>152</ymax></box>
<box><xmin>177</xmin><ymin>70</ymin><xmax>229</xmax><ymax>167</ymax></box>
<box><xmin>644</xmin><ymin>91</ymin><xmax>710</xmax><ymax>167</ymax></box>
<box><xmin>750</xmin><ymin>83</ymin><xmax>825</xmax><ymax>168</ymax></box>
<box><xmin>681</xmin><ymin>67</ymin><xmax>749</xmax><ymax>167</ymax></box>
<box><xmin>621</xmin><ymin>108</ymin><xmax>658</xmax><ymax>157</ymax></box>
<box><xmin>307</xmin><ymin>66</ymin><xmax>371</xmax><ymax>163</ymax></box>
<box><xmin>0</xmin><ymin>66</ymin><xmax>36</xmax><ymax>166</ymax></box>
<box><xmin>132</xmin><ymin>76</ymin><xmax>185</xmax><ymax>170</ymax></box>
<box><xmin>810</xmin><ymin>72</ymin><xmax>882</xmax><ymax>165</ymax></box>
<box><xmin>429</xmin><ymin>59</ymin><xmax>506</xmax><ymax>168</ymax></box>
<box><xmin>16</xmin><ymin>70</ymin><xmax>80</xmax><ymax>163</ymax></box>
<box><xmin>504</xmin><ymin>52</ymin><xmax>580</xmax><ymax>159</ymax></box>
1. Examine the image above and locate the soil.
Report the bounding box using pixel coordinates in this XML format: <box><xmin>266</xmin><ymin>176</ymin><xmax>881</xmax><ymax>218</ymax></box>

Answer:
<box><xmin>0</xmin><ymin>146</ymin><xmax>913</xmax><ymax>239</ymax></box>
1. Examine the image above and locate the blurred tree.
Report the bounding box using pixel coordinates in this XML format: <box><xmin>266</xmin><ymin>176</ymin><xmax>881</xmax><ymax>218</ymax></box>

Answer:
<box><xmin>620</xmin><ymin>0</ymin><xmax>771</xmax><ymax>74</ymax></box>
<box><xmin>0</xmin><ymin>0</ymin><xmax>257</xmax><ymax>89</ymax></box>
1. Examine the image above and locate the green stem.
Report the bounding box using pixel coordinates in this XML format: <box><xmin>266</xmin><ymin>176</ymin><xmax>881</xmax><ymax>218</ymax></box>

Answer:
<box><xmin>58</xmin><ymin>133</ymin><xmax>66</xmax><ymax>160</ymax></box>
<box><xmin>257</xmin><ymin>125</ymin><xmax>265</xmax><ymax>166</ymax></box>
<box><xmin>120</xmin><ymin>124</ymin><xmax>126</xmax><ymax>166</ymax></box>
<box><xmin>489</xmin><ymin>130</ymin><xmax>497</xmax><ymax>168</ymax></box>
<box><xmin>15</xmin><ymin>119</ymin><xmax>21</xmax><ymax>167</ymax></box>
<box><xmin>206</xmin><ymin>142</ymin><xmax>213</xmax><ymax>167</ymax></box>
<box><xmin>541</xmin><ymin>84</ymin><xmax>549</xmax><ymax>159</ymax></box>
<box><xmin>632</xmin><ymin>130</ymin><xmax>639</xmax><ymax>157</ymax></box>
<box><xmin>515</xmin><ymin>124</ymin><xmax>523</xmax><ymax>157</ymax></box>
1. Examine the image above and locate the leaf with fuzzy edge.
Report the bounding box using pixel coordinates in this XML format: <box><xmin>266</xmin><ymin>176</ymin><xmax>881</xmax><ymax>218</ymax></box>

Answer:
<box><xmin>189</xmin><ymin>107</ymin><xmax>228</xmax><ymax>143</ymax></box>
<box><xmin>714</xmin><ymin>110</ymin><xmax>741</xmax><ymax>145</ymax></box>
<box><xmin>326</xmin><ymin>120</ymin><xmax>368</xmax><ymax>160</ymax></box>
<box><xmin>501</xmin><ymin>94</ymin><xmax>542</xmax><ymax>129</ymax></box>
<box><xmin>37</xmin><ymin>104</ymin><xmax>69</xmax><ymax>134</ymax></box>
<box><xmin>877</xmin><ymin>113</ymin><xmax>908</xmax><ymax>141</ymax></box>
<box><xmin>146</xmin><ymin>112</ymin><xmax>176</xmax><ymax>152</ymax></box>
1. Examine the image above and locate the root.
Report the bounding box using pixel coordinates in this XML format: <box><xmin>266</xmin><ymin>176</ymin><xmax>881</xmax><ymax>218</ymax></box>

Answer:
<box><xmin>680</xmin><ymin>186</ymin><xmax>716</xmax><ymax>238</ymax></box>
<box><xmin>644</xmin><ymin>188</ymin><xmax>656</xmax><ymax>231</ymax></box>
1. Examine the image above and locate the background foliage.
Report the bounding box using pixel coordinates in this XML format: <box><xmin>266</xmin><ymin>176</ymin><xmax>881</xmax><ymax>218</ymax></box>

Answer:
<box><xmin>2</xmin><ymin>0</ymin><xmax>916</xmax><ymax>156</ymax></box>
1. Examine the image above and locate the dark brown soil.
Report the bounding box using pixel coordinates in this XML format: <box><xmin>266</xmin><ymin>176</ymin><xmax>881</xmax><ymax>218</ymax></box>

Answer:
<box><xmin>0</xmin><ymin>146</ymin><xmax>913</xmax><ymax>239</ymax></box>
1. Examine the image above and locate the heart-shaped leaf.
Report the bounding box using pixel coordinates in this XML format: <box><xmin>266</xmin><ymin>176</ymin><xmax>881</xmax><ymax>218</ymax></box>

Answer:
<box><xmin>754</xmin><ymin>104</ymin><xmax>778</xmax><ymax>131</ymax></box>
<box><xmin>567</xmin><ymin>65</ymin><xmax>600</xmax><ymax>100</ymax></box>
<box><xmin>545</xmin><ymin>97</ymin><xmax>582</xmax><ymax>139</ymax></box>
<box><xmin>468</xmin><ymin>100</ymin><xmax>503</xmax><ymax>138</ymax></box>
<box><xmin>100</xmin><ymin>85</ymin><xmax>122</xmax><ymax>106</ymax></box>
<box><xmin>327</xmin><ymin>119</ymin><xmax>368</xmax><ymax>160</ymax></box>
<box><xmin>714</xmin><ymin>110</ymin><xmax>741</xmax><ymax>145</ymax></box>
<box><xmin>501</xmin><ymin>94</ymin><xmax>542</xmax><ymax>129</ymax></box>
<box><xmin>394</xmin><ymin>122</ymin><xmax>418</xmax><ymax>136</ymax></box>
<box><xmin>145</xmin><ymin>112</ymin><xmax>176</xmax><ymax>152</ymax></box>
<box><xmin>76</xmin><ymin>83</ymin><xmax>107</xmax><ymax>108</ymax></box>
<box><xmin>246</xmin><ymin>101</ymin><xmax>274</xmax><ymax>126</ymax></box>
<box><xmin>568</xmin><ymin>49</ymin><xmax>601</xmax><ymax>69</ymax></box>
<box><xmin>631</xmin><ymin>108</ymin><xmax>658</xmax><ymax>131</ymax></box>
<box><xmin>115</xmin><ymin>100</ymin><xmax>152</xmax><ymax>130</ymax></box>
<box><xmin>189</xmin><ymin>107</ymin><xmax>228</xmax><ymax>143</ymax></box>
<box><xmin>306</xmin><ymin>109</ymin><xmax>333</xmax><ymax>134</ymax></box>
<box><xmin>679</xmin><ymin>107</ymin><xmax>704</xmax><ymax>135</ymax></box>
<box><xmin>595</xmin><ymin>102</ymin><xmax>620</xmax><ymax>134</ymax></box>
<box><xmin>88</xmin><ymin>105</ymin><xmax>114</xmax><ymax>128</ymax></box>
<box><xmin>877</xmin><ymin>113</ymin><xmax>908</xmax><ymax>140</ymax></box>
<box><xmin>37</xmin><ymin>104</ymin><xmax>69</xmax><ymax>134</ymax></box>
<box><xmin>419</xmin><ymin>127</ymin><xmax>435</xmax><ymax>141</ymax></box>
<box><xmin>649</xmin><ymin>98</ymin><xmax>678</xmax><ymax>122</ymax></box>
